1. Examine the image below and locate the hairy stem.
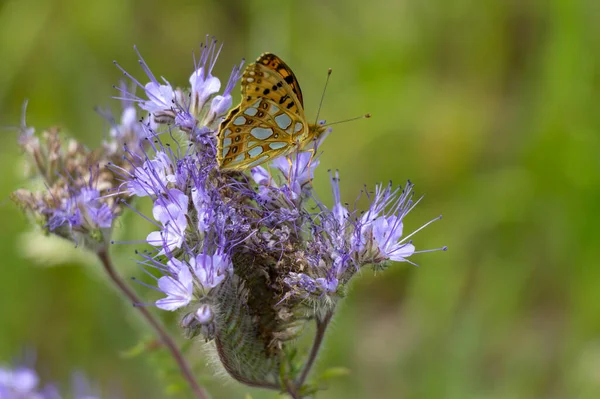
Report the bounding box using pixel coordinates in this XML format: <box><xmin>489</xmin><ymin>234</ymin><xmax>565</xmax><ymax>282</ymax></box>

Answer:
<box><xmin>297</xmin><ymin>311</ymin><xmax>333</xmax><ymax>388</ymax></box>
<box><xmin>97</xmin><ymin>249</ymin><xmax>208</xmax><ymax>399</ymax></box>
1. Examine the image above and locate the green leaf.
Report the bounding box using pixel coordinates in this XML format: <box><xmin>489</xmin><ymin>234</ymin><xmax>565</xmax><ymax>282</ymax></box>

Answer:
<box><xmin>317</xmin><ymin>367</ymin><xmax>351</xmax><ymax>382</ymax></box>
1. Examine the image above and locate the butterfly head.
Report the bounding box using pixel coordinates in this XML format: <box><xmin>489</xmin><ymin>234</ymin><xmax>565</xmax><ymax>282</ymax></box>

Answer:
<box><xmin>304</xmin><ymin>122</ymin><xmax>330</xmax><ymax>148</ymax></box>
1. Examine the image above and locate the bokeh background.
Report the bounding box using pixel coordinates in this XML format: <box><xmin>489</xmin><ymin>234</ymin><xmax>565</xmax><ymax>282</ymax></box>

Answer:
<box><xmin>1</xmin><ymin>0</ymin><xmax>599</xmax><ymax>398</ymax></box>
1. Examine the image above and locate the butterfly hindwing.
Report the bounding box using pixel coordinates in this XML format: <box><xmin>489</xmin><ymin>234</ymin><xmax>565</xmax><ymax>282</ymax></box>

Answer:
<box><xmin>218</xmin><ymin>97</ymin><xmax>307</xmax><ymax>169</ymax></box>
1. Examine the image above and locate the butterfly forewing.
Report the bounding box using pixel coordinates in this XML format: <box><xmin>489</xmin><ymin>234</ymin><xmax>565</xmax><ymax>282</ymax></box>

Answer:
<box><xmin>218</xmin><ymin>53</ymin><xmax>320</xmax><ymax>171</ymax></box>
<box><xmin>253</xmin><ymin>53</ymin><xmax>304</xmax><ymax>108</ymax></box>
<box><xmin>241</xmin><ymin>62</ymin><xmax>304</xmax><ymax>117</ymax></box>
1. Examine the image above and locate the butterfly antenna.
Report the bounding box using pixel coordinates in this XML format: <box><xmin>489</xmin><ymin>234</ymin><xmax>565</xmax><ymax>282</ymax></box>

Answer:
<box><xmin>313</xmin><ymin>68</ymin><xmax>333</xmax><ymax>127</ymax></box>
<box><xmin>322</xmin><ymin>113</ymin><xmax>371</xmax><ymax>128</ymax></box>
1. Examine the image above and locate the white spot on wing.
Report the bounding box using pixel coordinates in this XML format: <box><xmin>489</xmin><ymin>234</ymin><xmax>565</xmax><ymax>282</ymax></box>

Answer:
<box><xmin>294</xmin><ymin>122</ymin><xmax>303</xmax><ymax>133</ymax></box>
<box><xmin>248</xmin><ymin>146</ymin><xmax>264</xmax><ymax>158</ymax></box>
<box><xmin>244</xmin><ymin>107</ymin><xmax>258</xmax><ymax>116</ymax></box>
<box><xmin>251</xmin><ymin>127</ymin><xmax>273</xmax><ymax>140</ymax></box>
<box><xmin>275</xmin><ymin>114</ymin><xmax>292</xmax><ymax>129</ymax></box>
<box><xmin>233</xmin><ymin>116</ymin><xmax>246</xmax><ymax>125</ymax></box>
<box><xmin>221</xmin><ymin>138</ymin><xmax>232</xmax><ymax>159</ymax></box>
<box><xmin>234</xmin><ymin>153</ymin><xmax>246</xmax><ymax>163</ymax></box>
<box><xmin>269</xmin><ymin>142</ymin><xmax>288</xmax><ymax>150</ymax></box>
<box><xmin>247</xmin><ymin>155</ymin><xmax>269</xmax><ymax>168</ymax></box>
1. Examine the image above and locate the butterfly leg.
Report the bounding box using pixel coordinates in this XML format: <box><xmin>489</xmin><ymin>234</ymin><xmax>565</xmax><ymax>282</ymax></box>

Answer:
<box><xmin>303</xmin><ymin>146</ymin><xmax>317</xmax><ymax>190</ymax></box>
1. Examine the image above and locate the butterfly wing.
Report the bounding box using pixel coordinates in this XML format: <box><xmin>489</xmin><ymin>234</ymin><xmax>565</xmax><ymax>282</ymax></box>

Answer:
<box><xmin>251</xmin><ymin>53</ymin><xmax>304</xmax><ymax>109</ymax></box>
<box><xmin>217</xmin><ymin>97</ymin><xmax>308</xmax><ymax>170</ymax></box>
<box><xmin>217</xmin><ymin>53</ymin><xmax>309</xmax><ymax>170</ymax></box>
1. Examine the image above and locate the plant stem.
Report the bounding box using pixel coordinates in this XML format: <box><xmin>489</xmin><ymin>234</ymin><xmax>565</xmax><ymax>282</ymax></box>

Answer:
<box><xmin>297</xmin><ymin>311</ymin><xmax>333</xmax><ymax>388</ymax></box>
<box><xmin>97</xmin><ymin>249</ymin><xmax>208</xmax><ymax>399</ymax></box>
<box><xmin>285</xmin><ymin>379</ymin><xmax>301</xmax><ymax>399</ymax></box>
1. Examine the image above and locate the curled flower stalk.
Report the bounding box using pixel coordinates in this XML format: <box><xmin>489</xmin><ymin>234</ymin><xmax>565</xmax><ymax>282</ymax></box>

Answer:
<box><xmin>116</xmin><ymin>37</ymin><xmax>446</xmax><ymax>396</ymax></box>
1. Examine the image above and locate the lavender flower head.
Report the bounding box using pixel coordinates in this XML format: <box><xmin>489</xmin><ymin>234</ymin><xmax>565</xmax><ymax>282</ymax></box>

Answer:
<box><xmin>115</xmin><ymin>38</ymin><xmax>446</xmax><ymax>392</ymax></box>
<box><xmin>12</xmin><ymin>95</ymin><xmax>149</xmax><ymax>251</ymax></box>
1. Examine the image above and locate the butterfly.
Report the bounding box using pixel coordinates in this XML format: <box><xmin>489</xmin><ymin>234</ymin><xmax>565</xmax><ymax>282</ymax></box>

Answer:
<box><xmin>217</xmin><ymin>53</ymin><xmax>327</xmax><ymax>171</ymax></box>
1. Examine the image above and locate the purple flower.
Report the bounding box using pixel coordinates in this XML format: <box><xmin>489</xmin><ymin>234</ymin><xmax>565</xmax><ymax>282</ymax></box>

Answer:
<box><xmin>206</xmin><ymin>58</ymin><xmax>244</xmax><ymax>119</ymax></box>
<box><xmin>192</xmin><ymin>252</ymin><xmax>231</xmax><ymax>290</ymax></box>
<box><xmin>146</xmin><ymin>189</ymin><xmax>188</xmax><ymax>254</ymax></box>
<box><xmin>189</xmin><ymin>39</ymin><xmax>222</xmax><ymax>114</ymax></box>
<box><xmin>85</xmin><ymin>204</ymin><xmax>113</xmax><ymax>229</ymax></box>
<box><xmin>0</xmin><ymin>366</ymin><xmax>41</xmax><ymax>397</ymax></box>
<box><xmin>191</xmin><ymin>185</ymin><xmax>211</xmax><ymax>232</ymax></box>
<box><xmin>329</xmin><ymin>170</ymin><xmax>349</xmax><ymax>226</ymax></box>
<box><xmin>1</xmin><ymin>355</ymin><xmax>116</xmax><ymax>399</ymax></box>
<box><xmin>126</xmin><ymin>151</ymin><xmax>176</xmax><ymax>197</ymax></box>
<box><xmin>115</xmin><ymin>37</ymin><xmax>243</xmax><ymax>135</ymax></box>
<box><xmin>156</xmin><ymin>266</ymin><xmax>194</xmax><ymax>311</ymax></box>
<box><xmin>194</xmin><ymin>304</ymin><xmax>214</xmax><ymax>324</ymax></box>
<box><xmin>155</xmin><ymin>251</ymin><xmax>231</xmax><ymax>311</ymax></box>
<box><xmin>76</xmin><ymin>189</ymin><xmax>114</xmax><ymax>230</ymax></box>
<box><xmin>284</xmin><ymin>272</ymin><xmax>338</xmax><ymax>299</ymax></box>
<box><xmin>372</xmin><ymin>215</ymin><xmax>416</xmax><ymax>261</ymax></box>
<box><xmin>272</xmin><ymin>151</ymin><xmax>320</xmax><ymax>199</ymax></box>
<box><xmin>44</xmin><ymin>185</ymin><xmax>115</xmax><ymax>237</ymax></box>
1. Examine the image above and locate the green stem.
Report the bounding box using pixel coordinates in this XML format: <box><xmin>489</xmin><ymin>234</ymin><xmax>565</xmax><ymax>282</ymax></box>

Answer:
<box><xmin>97</xmin><ymin>249</ymin><xmax>208</xmax><ymax>399</ymax></box>
<box><xmin>297</xmin><ymin>311</ymin><xmax>333</xmax><ymax>388</ymax></box>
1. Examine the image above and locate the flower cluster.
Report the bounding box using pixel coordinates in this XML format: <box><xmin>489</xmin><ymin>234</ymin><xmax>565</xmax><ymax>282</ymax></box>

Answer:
<box><xmin>11</xmin><ymin>93</ymin><xmax>149</xmax><ymax>250</ymax></box>
<box><xmin>115</xmin><ymin>38</ymin><xmax>445</xmax><ymax>389</ymax></box>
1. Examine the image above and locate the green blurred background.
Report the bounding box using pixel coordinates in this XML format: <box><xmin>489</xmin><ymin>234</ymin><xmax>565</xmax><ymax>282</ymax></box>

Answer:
<box><xmin>1</xmin><ymin>0</ymin><xmax>599</xmax><ymax>398</ymax></box>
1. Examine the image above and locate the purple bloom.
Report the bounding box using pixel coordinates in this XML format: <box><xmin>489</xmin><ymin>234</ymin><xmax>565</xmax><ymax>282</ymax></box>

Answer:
<box><xmin>372</xmin><ymin>215</ymin><xmax>416</xmax><ymax>261</ymax></box>
<box><xmin>44</xmin><ymin>184</ymin><xmax>116</xmax><ymax>239</ymax></box>
<box><xmin>206</xmin><ymin>58</ymin><xmax>244</xmax><ymax>119</ymax></box>
<box><xmin>0</xmin><ymin>366</ymin><xmax>41</xmax><ymax>397</ymax></box>
<box><xmin>115</xmin><ymin>37</ymin><xmax>243</xmax><ymax>135</ymax></box>
<box><xmin>284</xmin><ymin>272</ymin><xmax>338</xmax><ymax>299</ymax></box>
<box><xmin>126</xmin><ymin>151</ymin><xmax>175</xmax><ymax>197</ymax></box>
<box><xmin>0</xmin><ymin>357</ymin><xmax>115</xmax><ymax>399</ymax></box>
<box><xmin>155</xmin><ymin>251</ymin><xmax>231</xmax><ymax>311</ymax></box>
<box><xmin>85</xmin><ymin>204</ymin><xmax>113</xmax><ymax>229</ymax></box>
<box><xmin>192</xmin><ymin>252</ymin><xmax>231</xmax><ymax>290</ymax></box>
<box><xmin>140</xmin><ymin>80</ymin><xmax>176</xmax><ymax>114</ymax></box>
<box><xmin>189</xmin><ymin>39</ymin><xmax>222</xmax><ymax>114</ymax></box>
<box><xmin>191</xmin><ymin>185</ymin><xmax>211</xmax><ymax>232</ymax></box>
<box><xmin>272</xmin><ymin>151</ymin><xmax>320</xmax><ymax>199</ymax></box>
<box><xmin>194</xmin><ymin>304</ymin><xmax>214</xmax><ymax>324</ymax></box>
<box><xmin>156</xmin><ymin>266</ymin><xmax>194</xmax><ymax>311</ymax></box>
<box><xmin>146</xmin><ymin>189</ymin><xmax>188</xmax><ymax>254</ymax></box>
